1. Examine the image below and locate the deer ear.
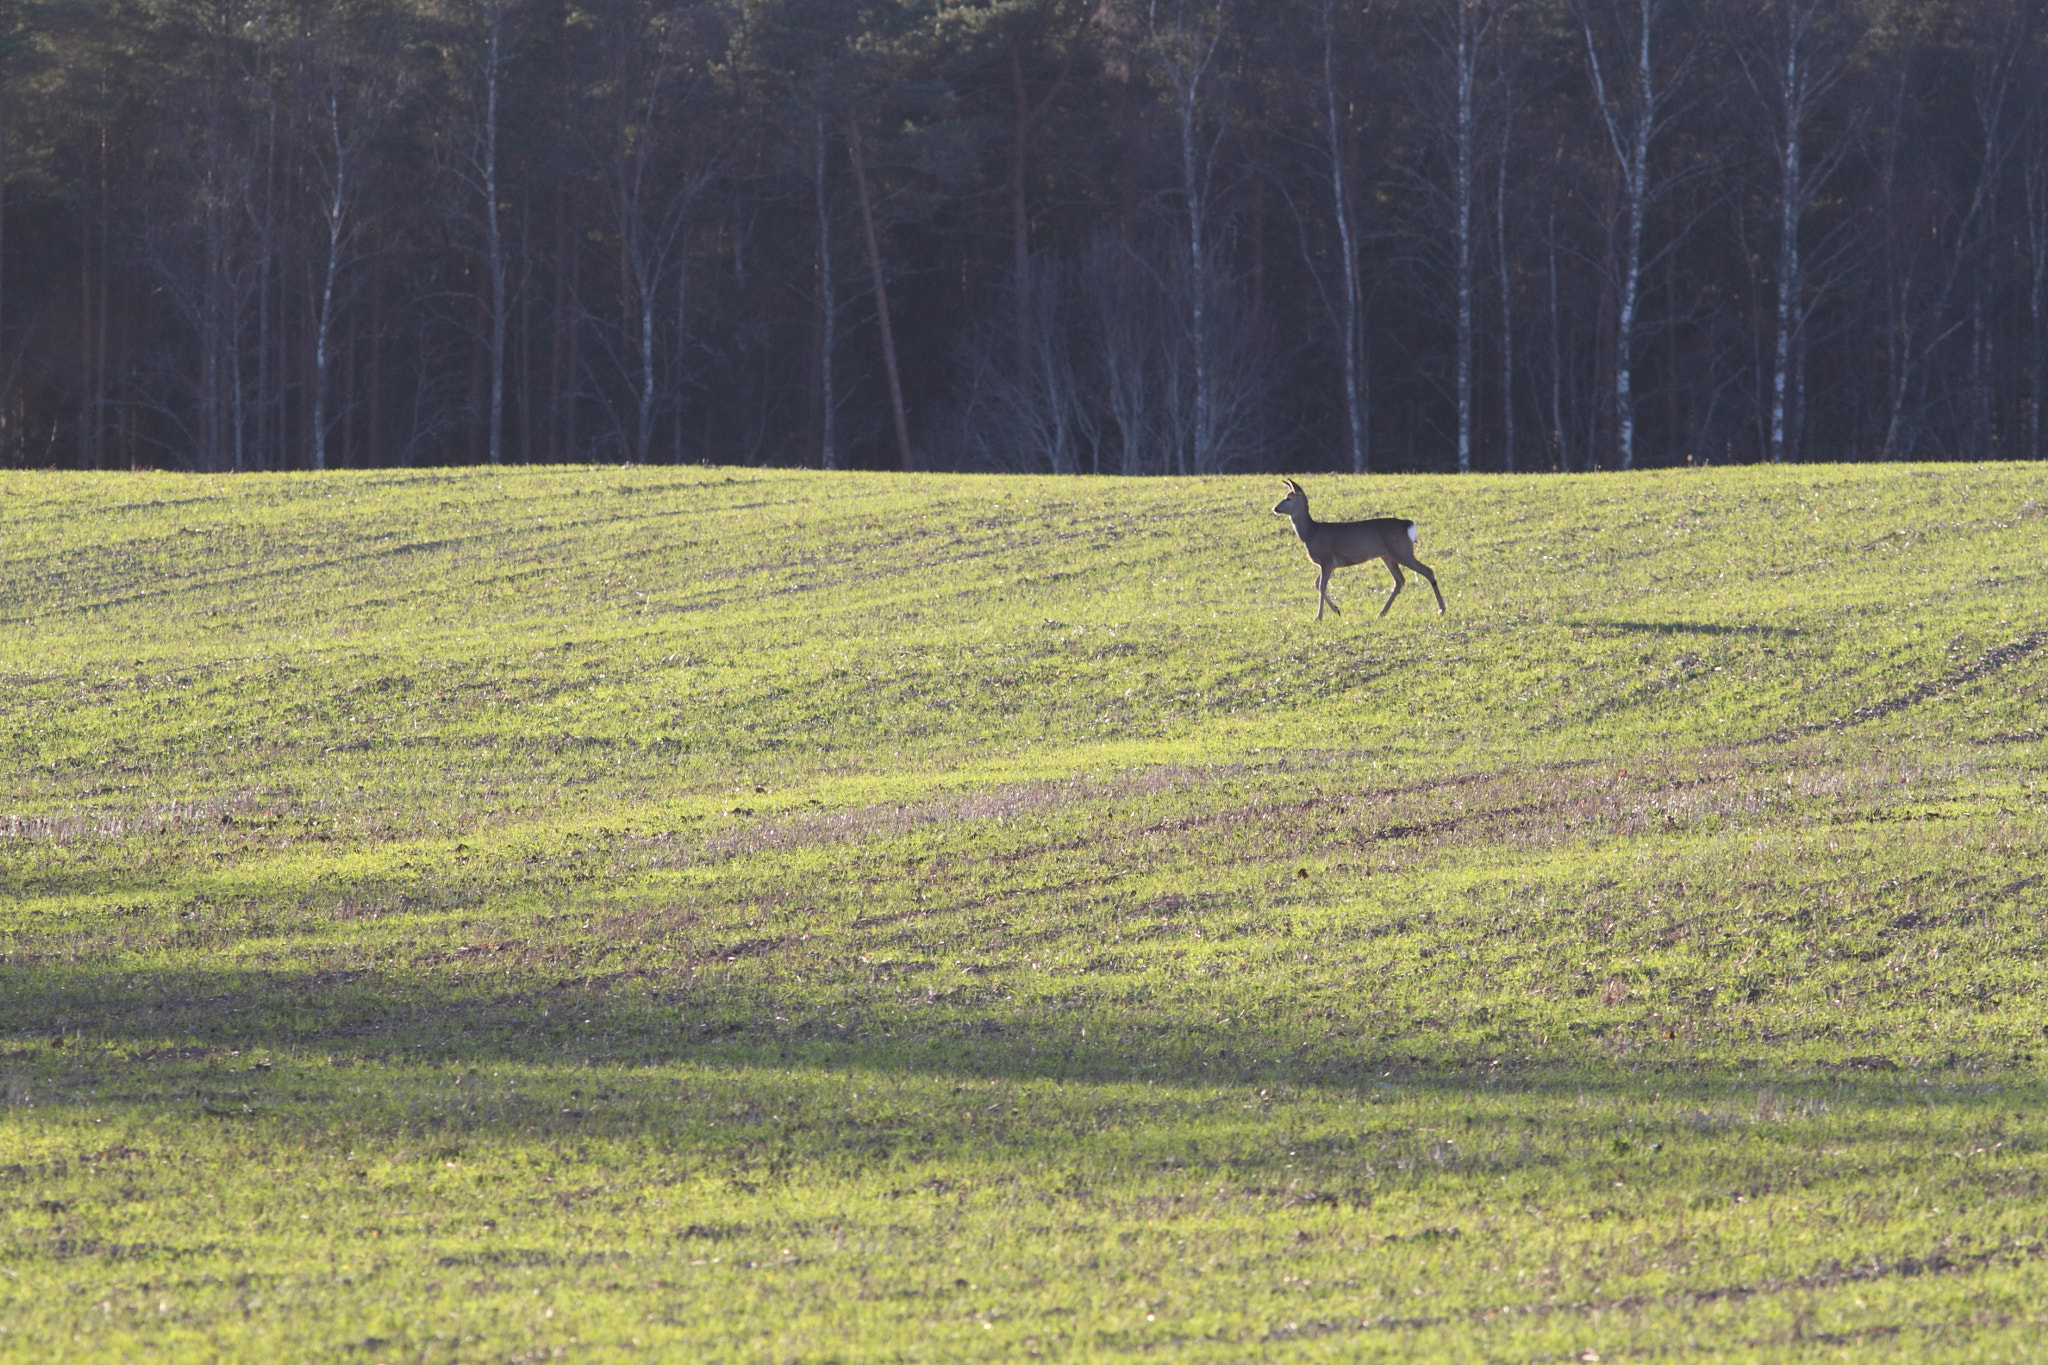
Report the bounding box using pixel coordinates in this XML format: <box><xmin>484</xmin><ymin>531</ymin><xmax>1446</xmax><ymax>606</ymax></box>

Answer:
<box><xmin>1284</xmin><ymin>478</ymin><xmax>1302</xmax><ymax>492</ymax></box>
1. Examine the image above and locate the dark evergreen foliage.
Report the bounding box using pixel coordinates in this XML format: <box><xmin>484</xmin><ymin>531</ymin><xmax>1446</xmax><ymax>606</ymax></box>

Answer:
<box><xmin>2</xmin><ymin>0</ymin><xmax>2042</xmax><ymax>472</ymax></box>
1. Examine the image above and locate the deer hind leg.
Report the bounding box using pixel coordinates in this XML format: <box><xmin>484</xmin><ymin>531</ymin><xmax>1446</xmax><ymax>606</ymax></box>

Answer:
<box><xmin>1377</xmin><ymin>558</ymin><xmax>1406</xmax><ymax>618</ymax></box>
<box><xmin>1316</xmin><ymin>562</ymin><xmax>1342</xmax><ymax>619</ymax></box>
<box><xmin>1396</xmin><ymin>549</ymin><xmax>1447</xmax><ymax>614</ymax></box>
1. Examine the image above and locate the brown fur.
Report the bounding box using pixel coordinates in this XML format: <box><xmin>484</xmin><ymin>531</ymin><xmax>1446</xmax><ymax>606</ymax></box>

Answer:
<box><xmin>1271</xmin><ymin>478</ymin><xmax>1446</xmax><ymax>620</ymax></box>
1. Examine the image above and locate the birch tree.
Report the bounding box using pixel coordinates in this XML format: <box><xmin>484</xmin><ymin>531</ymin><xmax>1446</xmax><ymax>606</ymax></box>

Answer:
<box><xmin>1145</xmin><ymin>0</ymin><xmax>1229</xmax><ymax>472</ymax></box>
<box><xmin>1084</xmin><ymin>227</ymin><xmax>1161</xmax><ymax>475</ymax></box>
<box><xmin>13</xmin><ymin>0</ymin><xmax>2048</xmax><ymax>476</ymax></box>
<box><xmin>307</xmin><ymin>33</ymin><xmax>399</xmax><ymax>471</ymax></box>
<box><xmin>596</xmin><ymin>0</ymin><xmax>721</xmax><ymax>465</ymax></box>
<box><xmin>444</xmin><ymin>0</ymin><xmax>512</xmax><ymax>464</ymax></box>
<box><xmin>1735</xmin><ymin>0</ymin><xmax>1859</xmax><ymax>464</ymax></box>
<box><xmin>1875</xmin><ymin>16</ymin><xmax>2022</xmax><ymax>461</ymax></box>
<box><xmin>1493</xmin><ymin>52</ymin><xmax>1516</xmax><ymax>471</ymax></box>
<box><xmin>142</xmin><ymin>0</ymin><xmax>258</xmax><ymax>472</ymax></box>
<box><xmin>2025</xmin><ymin>90</ymin><xmax>2048</xmax><ymax>461</ymax></box>
<box><xmin>1573</xmin><ymin>0</ymin><xmax>1686</xmax><ymax>470</ymax></box>
<box><xmin>1414</xmin><ymin>0</ymin><xmax>1498</xmax><ymax>472</ymax></box>
<box><xmin>844</xmin><ymin>113</ymin><xmax>913</xmax><ymax>469</ymax></box>
<box><xmin>814</xmin><ymin>110</ymin><xmax>840</xmax><ymax>470</ymax></box>
<box><xmin>1314</xmin><ymin>0</ymin><xmax>1367</xmax><ymax>472</ymax></box>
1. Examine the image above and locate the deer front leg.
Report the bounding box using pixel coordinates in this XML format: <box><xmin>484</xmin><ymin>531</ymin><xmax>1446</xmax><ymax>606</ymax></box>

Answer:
<box><xmin>1316</xmin><ymin>561</ymin><xmax>1341</xmax><ymax>619</ymax></box>
<box><xmin>1377</xmin><ymin>559</ymin><xmax>1406</xmax><ymax>618</ymax></box>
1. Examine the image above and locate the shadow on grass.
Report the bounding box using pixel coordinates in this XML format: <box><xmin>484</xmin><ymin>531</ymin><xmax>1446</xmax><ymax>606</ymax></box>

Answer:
<box><xmin>0</xmin><ymin>963</ymin><xmax>2001</xmax><ymax>1112</ymax></box>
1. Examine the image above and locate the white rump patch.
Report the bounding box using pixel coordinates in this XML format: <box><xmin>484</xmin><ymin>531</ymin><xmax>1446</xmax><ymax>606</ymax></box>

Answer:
<box><xmin>1407</xmin><ymin>523</ymin><xmax>1419</xmax><ymax>543</ymax></box>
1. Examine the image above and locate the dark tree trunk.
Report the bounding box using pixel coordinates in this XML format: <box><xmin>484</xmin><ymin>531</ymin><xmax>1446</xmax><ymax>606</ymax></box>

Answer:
<box><xmin>847</xmin><ymin>117</ymin><xmax>912</xmax><ymax>470</ymax></box>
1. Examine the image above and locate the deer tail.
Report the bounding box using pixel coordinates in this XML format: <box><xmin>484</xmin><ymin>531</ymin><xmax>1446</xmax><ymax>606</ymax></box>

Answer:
<box><xmin>1407</xmin><ymin>522</ymin><xmax>1419</xmax><ymax>544</ymax></box>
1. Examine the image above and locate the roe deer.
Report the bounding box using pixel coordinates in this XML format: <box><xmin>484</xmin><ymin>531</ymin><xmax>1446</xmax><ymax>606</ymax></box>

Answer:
<box><xmin>1272</xmin><ymin>478</ymin><xmax>1445</xmax><ymax>620</ymax></box>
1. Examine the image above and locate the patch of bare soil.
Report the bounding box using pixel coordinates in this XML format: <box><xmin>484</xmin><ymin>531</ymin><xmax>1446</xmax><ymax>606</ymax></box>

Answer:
<box><xmin>1836</xmin><ymin>630</ymin><xmax>2048</xmax><ymax>728</ymax></box>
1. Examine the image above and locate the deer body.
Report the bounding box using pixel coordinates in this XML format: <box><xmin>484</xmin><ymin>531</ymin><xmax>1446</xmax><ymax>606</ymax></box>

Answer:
<box><xmin>1272</xmin><ymin>479</ymin><xmax>1446</xmax><ymax>620</ymax></box>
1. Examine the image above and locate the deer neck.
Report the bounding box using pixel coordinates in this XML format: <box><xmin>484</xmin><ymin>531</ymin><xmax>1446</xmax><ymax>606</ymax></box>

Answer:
<box><xmin>1286</xmin><ymin>507</ymin><xmax>1318</xmax><ymax>542</ymax></box>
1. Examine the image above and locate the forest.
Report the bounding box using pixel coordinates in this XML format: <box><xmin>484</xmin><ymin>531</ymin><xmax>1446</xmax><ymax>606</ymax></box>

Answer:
<box><xmin>3</xmin><ymin>0</ymin><xmax>2045</xmax><ymax>475</ymax></box>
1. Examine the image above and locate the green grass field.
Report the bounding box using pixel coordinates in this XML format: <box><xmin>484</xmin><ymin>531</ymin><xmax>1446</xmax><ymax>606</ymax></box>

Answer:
<box><xmin>2</xmin><ymin>462</ymin><xmax>2046</xmax><ymax>1362</ymax></box>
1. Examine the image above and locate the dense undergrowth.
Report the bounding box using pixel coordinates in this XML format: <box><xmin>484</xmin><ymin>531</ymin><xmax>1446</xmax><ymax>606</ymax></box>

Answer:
<box><xmin>2</xmin><ymin>464</ymin><xmax>2046</xmax><ymax>1361</ymax></box>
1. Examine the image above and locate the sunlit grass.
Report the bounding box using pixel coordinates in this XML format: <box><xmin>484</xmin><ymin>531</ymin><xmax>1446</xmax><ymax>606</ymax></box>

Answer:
<box><xmin>2</xmin><ymin>463</ymin><xmax>2045</xmax><ymax>1361</ymax></box>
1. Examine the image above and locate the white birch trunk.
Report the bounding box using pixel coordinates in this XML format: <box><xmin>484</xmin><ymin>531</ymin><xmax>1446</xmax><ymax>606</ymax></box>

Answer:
<box><xmin>203</xmin><ymin>181</ymin><xmax>226</xmax><ymax>471</ymax></box>
<box><xmin>637</xmin><ymin>265</ymin><xmax>656</xmax><ymax>464</ymax></box>
<box><xmin>483</xmin><ymin>10</ymin><xmax>507</xmax><ymax>466</ymax></box>
<box><xmin>1451</xmin><ymin>0</ymin><xmax>1479</xmax><ymax>473</ymax></box>
<box><xmin>1877</xmin><ymin>71</ymin><xmax>1910</xmax><ymax>462</ymax></box>
<box><xmin>1546</xmin><ymin>214</ymin><xmax>1566</xmax><ymax>469</ymax></box>
<box><xmin>1744</xmin><ymin>0</ymin><xmax>1857</xmax><ymax>464</ymax></box>
<box><xmin>1319</xmin><ymin>1</ymin><xmax>1365</xmax><ymax>473</ymax></box>
<box><xmin>2027</xmin><ymin>128</ymin><xmax>2047</xmax><ymax>461</ymax></box>
<box><xmin>1614</xmin><ymin>5</ymin><xmax>1651</xmax><ymax>471</ymax></box>
<box><xmin>1579</xmin><ymin>0</ymin><xmax>1662</xmax><ymax>471</ymax></box>
<box><xmin>606</xmin><ymin>18</ymin><xmax>709</xmax><ymax>469</ymax></box>
<box><xmin>198</xmin><ymin>34</ymin><xmax>234</xmax><ymax>473</ymax></box>
<box><xmin>816</xmin><ymin>114</ymin><xmax>837</xmax><ymax>471</ymax></box>
<box><xmin>0</xmin><ymin>89</ymin><xmax>6</xmax><ymax>437</ymax></box>
<box><xmin>1768</xmin><ymin>33</ymin><xmax>1801</xmax><ymax>463</ymax></box>
<box><xmin>846</xmin><ymin>117</ymin><xmax>912</xmax><ymax>470</ymax></box>
<box><xmin>1495</xmin><ymin>72</ymin><xmax>1515</xmax><ymax>473</ymax></box>
<box><xmin>312</xmin><ymin>88</ymin><xmax>348</xmax><ymax>472</ymax></box>
<box><xmin>1009</xmin><ymin>46</ymin><xmax>1036</xmax><ymax>395</ymax></box>
<box><xmin>1878</xmin><ymin>34</ymin><xmax>2014</xmax><ymax>461</ymax></box>
<box><xmin>1179</xmin><ymin>99</ymin><xmax>1210</xmax><ymax>471</ymax></box>
<box><xmin>1148</xmin><ymin>2</ymin><xmax>1225</xmax><ymax>472</ymax></box>
<box><xmin>621</xmin><ymin>65</ymin><xmax>658</xmax><ymax>465</ymax></box>
<box><xmin>254</xmin><ymin>9</ymin><xmax>276</xmax><ymax>470</ymax></box>
<box><xmin>672</xmin><ymin>253</ymin><xmax>686</xmax><ymax>466</ymax></box>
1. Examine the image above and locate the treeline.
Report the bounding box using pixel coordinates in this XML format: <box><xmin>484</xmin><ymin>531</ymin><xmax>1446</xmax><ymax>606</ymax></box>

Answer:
<box><xmin>4</xmin><ymin>0</ymin><xmax>2046</xmax><ymax>474</ymax></box>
